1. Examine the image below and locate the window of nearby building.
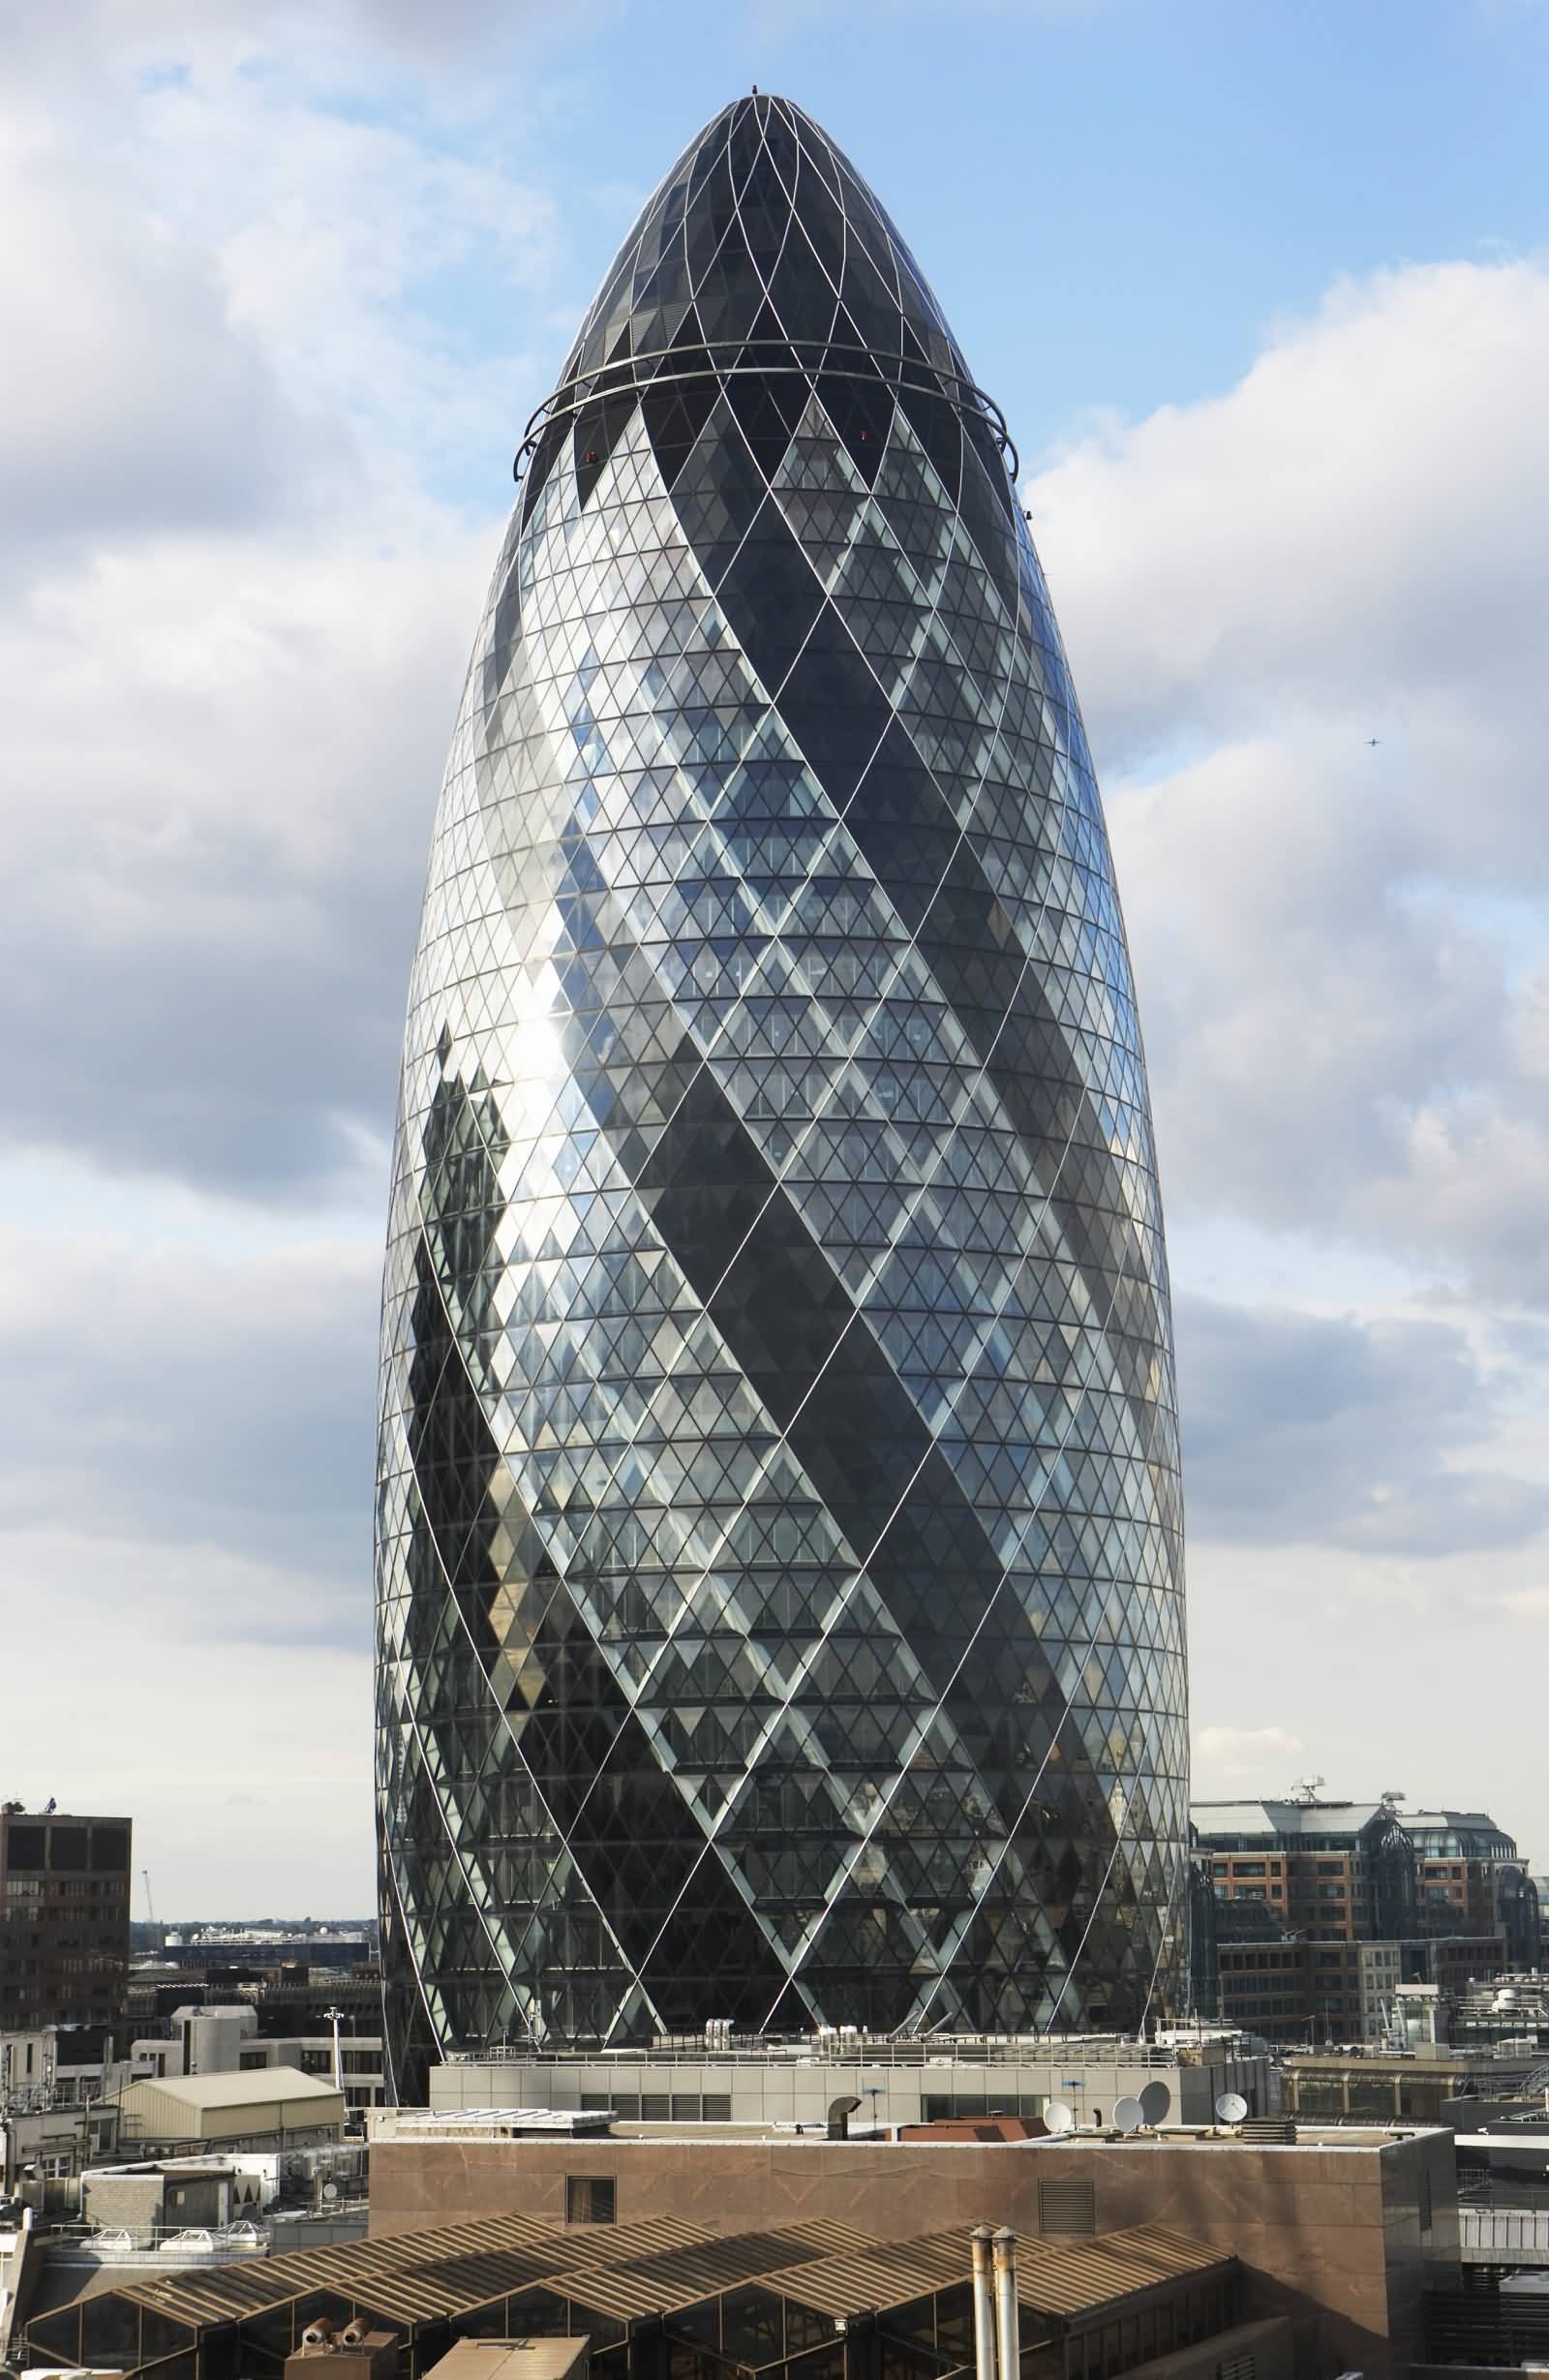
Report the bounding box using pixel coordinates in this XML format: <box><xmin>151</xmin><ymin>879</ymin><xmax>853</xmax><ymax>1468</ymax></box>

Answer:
<box><xmin>1316</xmin><ymin>1860</ymin><xmax>1345</xmax><ymax>1875</ymax></box>
<box><xmin>1231</xmin><ymin>1863</ymin><xmax>1267</xmax><ymax>1877</ymax></box>
<box><xmin>566</xmin><ymin>2175</ymin><xmax>616</xmax><ymax>2224</ymax></box>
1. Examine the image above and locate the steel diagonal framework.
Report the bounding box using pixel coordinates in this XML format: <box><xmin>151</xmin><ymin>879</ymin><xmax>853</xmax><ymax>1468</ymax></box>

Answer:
<box><xmin>377</xmin><ymin>92</ymin><xmax>1188</xmax><ymax>2095</ymax></box>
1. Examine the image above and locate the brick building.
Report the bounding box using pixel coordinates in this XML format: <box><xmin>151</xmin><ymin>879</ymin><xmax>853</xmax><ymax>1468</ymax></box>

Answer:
<box><xmin>0</xmin><ymin>1806</ymin><xmax>132</xmax><ymax>2048</ymax></box>
<box><xmin>1192</xmin><ymin>1789</ymin><xmax>1530</xmax><ymax>2043</ymax></box>
<box><xmin>1406</xmin><ymin>1812</ymin><xmax>1540</xmax><ymax>1962</ymax></box>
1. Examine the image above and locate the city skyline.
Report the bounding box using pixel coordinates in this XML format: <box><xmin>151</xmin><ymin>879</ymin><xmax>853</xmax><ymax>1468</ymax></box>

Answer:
<box><xmin>4</xmin><ymin>0</ymin><xmax>1549</xmax><ymax>1912</ymax></box>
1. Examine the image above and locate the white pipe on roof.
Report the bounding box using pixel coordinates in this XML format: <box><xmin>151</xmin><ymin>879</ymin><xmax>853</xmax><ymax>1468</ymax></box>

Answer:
<box><xmin>992</xmin><ymin>2227</ymin><xmax>1019</xmax><ymax>2380</ymax></box>
<box><xmin>971</xmin><ymin>2225</ymin><xmax>996</xmax><ymax>2380</ymax></box>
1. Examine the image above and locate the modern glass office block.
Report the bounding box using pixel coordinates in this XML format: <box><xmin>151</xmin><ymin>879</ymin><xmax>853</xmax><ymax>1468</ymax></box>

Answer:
<box><xmin>377</xmin><ymin>93</ymin><xmax>1187</xmax><ymax>2094</ymax></box>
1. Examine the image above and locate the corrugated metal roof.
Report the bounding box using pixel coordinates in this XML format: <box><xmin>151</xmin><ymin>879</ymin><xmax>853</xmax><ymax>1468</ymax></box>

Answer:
<box><xmin>762</xmin><ymin>2229</ymin><xmax>976</xmax><ymax>2318</ymax></box>
<box><xmin>1009</xmin><ymin>2225</ymin><xmax>1232</xmax><ymax>2318</ymax></box>
<box><xmin>87</xmin><ymin>2212</ymin><xmax>1228</xmax><ymax>2353</ymax></box>
<box><xmin>122</xmin><ymin>2067</ymin><xmax>346</xmax><ymax>2111</ymax></box>
<box><xmin>760</xmin><ymin>2222</ymin><xmax>1227</xmax><ymax>2326</ymax></box>
<box><xmin>113</xmin><ymin>2212</ymin><xmax>688</xmax><ymax>2327</ymax></box>
<box><xmin>560</xmin><ymin>2224</ymin><xmax>876</xmax><ymax>2321</ymax></box>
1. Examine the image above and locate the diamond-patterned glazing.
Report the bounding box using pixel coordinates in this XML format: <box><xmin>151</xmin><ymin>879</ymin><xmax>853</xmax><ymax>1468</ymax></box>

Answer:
<box><xmin>377</xmin><ymin>93</ymin><xmax>1188</xmax><ymax>2095</ymax></box>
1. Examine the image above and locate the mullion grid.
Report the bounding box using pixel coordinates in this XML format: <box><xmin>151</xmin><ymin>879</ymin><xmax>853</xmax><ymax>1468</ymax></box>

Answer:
<box><xmin>379</xmin><ymin>97</ymin><xmax>1185</xmax><ymax>2050</ymax></box>
<box><xmin>532</xmin><ymin>413</ymin><xmax>1178</xmax><ymax>2020</ymax></box>
<box><xmin>408</xmin><ymin>395</ymin><xmax>1180</xmax><ymax>2034</ymax></box>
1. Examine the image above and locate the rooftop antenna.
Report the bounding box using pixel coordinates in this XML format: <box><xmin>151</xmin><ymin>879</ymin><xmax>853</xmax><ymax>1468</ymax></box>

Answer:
<box><xmin>1139</xmin><ymin>2080</ymin><xmax>1171</xmax><ymax>2126</ymax></box>
<box><xmin>323</xmin><ymin>2004</ymin><xmax>346</xmax><ymax>2093</ymax></box>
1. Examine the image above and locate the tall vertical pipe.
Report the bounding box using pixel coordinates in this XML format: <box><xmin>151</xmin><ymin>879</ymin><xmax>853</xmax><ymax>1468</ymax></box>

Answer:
<box><xmin>993</xmin><ymin>2226</ymin><xmax>1019</xmax><ymax>2380</ymax></box>
<box><xmin>971</xmin><ymin>2224</ymin><xmax>996</xmax><ymax>2380</ymax></box>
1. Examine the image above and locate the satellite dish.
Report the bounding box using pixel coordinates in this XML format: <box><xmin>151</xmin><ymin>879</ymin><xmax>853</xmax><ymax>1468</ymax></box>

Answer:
<box><xmin>1112</xmin><ymin>2096</ymin><xmax>1143</xmax><ymax>2135</ymax></box>
<box><xmin>321</xmin><ymin>2182</ymin><xmax>339</xmax><ymax>2202</ymax></box>
<box><xmin>1139</xmin><ymin>2081</ymin><xmax>1171</xmax><ymax>2126</ymax></box>
<box><xmin>1045</xmin><ymin>2099</ymin><xmax>1075</xmax><ymax>2136</ymax></box>
<box><xmin>1215</xmin><ymin>2091</ymin><xmax>1249</xmax><ymax>2126</ymax></box>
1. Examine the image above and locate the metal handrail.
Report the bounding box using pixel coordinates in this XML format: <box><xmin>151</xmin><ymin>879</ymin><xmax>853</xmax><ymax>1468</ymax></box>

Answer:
<box><xmin>444</xmin><ymin>2036</ymin><xmax>1213</xmax><ymax>2071</ymax></box>
<box><xmin>513</xmin><ymin>337</ymin><xmax>1019</xmax><ymax>486</ymax></box>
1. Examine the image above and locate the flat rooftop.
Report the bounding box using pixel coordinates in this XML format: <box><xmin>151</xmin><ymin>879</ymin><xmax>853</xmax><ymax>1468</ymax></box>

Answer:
<box><xmin>440</xmin><ymin>2032</ymin><xmax>1258</xmax><ymax>2070</ymax></box>
<box><xmin>380</xmin><ymin>2112</ymin><xmax>1440</xmax><ymax>2152</ymax></box>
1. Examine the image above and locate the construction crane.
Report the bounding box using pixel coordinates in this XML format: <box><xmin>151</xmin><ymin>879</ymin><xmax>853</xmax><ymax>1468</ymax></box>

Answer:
<box><xmin>142</xmin><ymin>1869</ymin><xmax>156</xmax><ymax>1923</ymax></box>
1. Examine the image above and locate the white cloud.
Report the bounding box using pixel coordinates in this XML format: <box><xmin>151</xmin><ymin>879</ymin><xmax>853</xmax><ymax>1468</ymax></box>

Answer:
<box><xmin>1177</xmin><ymin>1292</ymin><xmax>1549</xmax><ymax>1554</ymax></box>
<box><xmin>1024</xmin><ymin>260</ymin><xmax>1549</xmax><ymax>1851</ymax></box>
<box><xmin>1187</xmin><ymin>1533</ymin><xmax>1549</xmax><ymax>1841</ymax></box>
<box><xmin>1034</xmin><ymin>261</ymin><xmax>1549</xmax><ymax>785</ymax></box>
<box><xmin>0</xmin><ymin>2</ymin><xmax>568</xmax><ymax>1202</ymax></box>
<box><xmin>2</xmin><ymin>1597</ymin><xmax>373</xmax><ymax>1918</ymax></box>
<box><xmin>1027</xmin><ymin>259</ymin><xmax>1549</xmax><ymax>1298</ymax></box>
<box><xmin>0</xmin><ymin>1228</ymin><xmax>378</xmax><ymax>1597</ymax></box>
<box><xmin>1194</xmin><ymin>1725</ymin><xmax>1304</xmax><ymax>1786</ymax></box>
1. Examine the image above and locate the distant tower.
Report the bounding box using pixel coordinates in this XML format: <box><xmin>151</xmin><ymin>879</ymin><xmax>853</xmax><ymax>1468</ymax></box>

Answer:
<box><xmin>376</xmin><ymin>93</ymin><xmax>1188</xmax><ymax>2097</ymax></box>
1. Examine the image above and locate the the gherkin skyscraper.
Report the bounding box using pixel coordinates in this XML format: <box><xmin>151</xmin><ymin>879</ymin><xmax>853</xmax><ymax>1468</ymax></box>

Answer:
<box><xmin>377</xmin><ymin>92</ymin><xmax>1187</xmax><ymax>2096</ymax></box>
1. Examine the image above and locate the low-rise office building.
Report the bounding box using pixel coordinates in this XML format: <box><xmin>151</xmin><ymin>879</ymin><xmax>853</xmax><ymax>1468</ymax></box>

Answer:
<box><xmin>426</xmin><ymin>2035</ymin><xmax>1270</xmax><ymax>2133</ymax></box>
<box><xmin>1193</xmin><ymin>1790</ymin><xmax>1539</xmax><ymax>2011</ymax></box>
<box><xmin>365</xmin><ymin>2117</ymin><xmax>1455</xmax><ymax>2380</ymax></box>
<box><xmin>114</xmin><ymin>2066</ymin><xmax>345</xmax><ymax>2155</ymax></box>
<box><xmin>82</xmin><ymin>2151</ymin><xmax>272</xmax><ymax>2235</ymax></box>
<box><xmin>131</xmin><ymin>2001</ymin><xmax>385</xmax><ymax>2109</ymax></box>
<box><xmin>1451</xmin><ymin>1971</ymin><xmax>1549</xmax><ymax>2053</ymax></box>
<box><xmin>26</xmin><ymin>2203</ymin><xmax>1300</xmax><ymax>2380</ymax></box>
<box><xmin>1279</xmin><ymin>2047</ymin><xmax>1546</xmax><ymax>2124</ymax></box>
<box><xmin>1193</xmin><ymin>1792</ymin><xmax>1420</xmax><ymax>1942</ymax></box>
<box><xmin>1214</xmin><ymin>1932</ymin><xmax>1503</xmax><ymax>2045</ymax></box>
<box><xmin>0</xmin><ymin>2090</ymin><xmax>120</xmax><ymax>2184</ymax></box>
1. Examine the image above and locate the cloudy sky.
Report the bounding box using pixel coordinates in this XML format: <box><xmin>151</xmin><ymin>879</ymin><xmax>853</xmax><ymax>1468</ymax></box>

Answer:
<box><xmin>5</xmin><ymin>0</ymin><xmax>1547</xmax><ymax>1917</ymax></box>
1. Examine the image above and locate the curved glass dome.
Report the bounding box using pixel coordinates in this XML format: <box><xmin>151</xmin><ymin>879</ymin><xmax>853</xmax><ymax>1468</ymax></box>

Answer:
<box><xmin>377</xmin><ymin>92</ymin><xmax>1188</xmax><ymax>2093</ymax></box>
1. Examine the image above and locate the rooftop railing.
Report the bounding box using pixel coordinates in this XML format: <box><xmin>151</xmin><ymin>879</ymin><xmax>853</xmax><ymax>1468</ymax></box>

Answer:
<box><xmin>442</xmin><ymin>2033</ymin><xmax>1249</xmax><ymax>2072</ymax></box>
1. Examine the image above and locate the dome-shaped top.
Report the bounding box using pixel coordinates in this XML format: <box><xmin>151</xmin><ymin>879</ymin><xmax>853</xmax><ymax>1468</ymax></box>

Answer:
<box><xmin>519</xmin><ymin>93</ymin><xmax>1016</xmax><ymax>537</ymax></box>
<box><xmin>567</xmin><ymin>93</ymin><xmax>963</xmax><ymax>384</ymax></box>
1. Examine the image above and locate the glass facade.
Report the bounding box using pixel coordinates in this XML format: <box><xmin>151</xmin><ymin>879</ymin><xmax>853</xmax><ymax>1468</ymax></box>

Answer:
<box><xmin>377</xmin><ymin>93</ymin><xmax>1187</xmax><ymax>2092</ymax></box>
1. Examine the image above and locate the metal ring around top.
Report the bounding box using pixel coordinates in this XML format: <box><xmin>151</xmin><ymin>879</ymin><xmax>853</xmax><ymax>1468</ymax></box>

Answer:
<box><xmin>511</xmin><ymin>337</ymin><xmax>1019</xmax><ymax>487</ymax></box>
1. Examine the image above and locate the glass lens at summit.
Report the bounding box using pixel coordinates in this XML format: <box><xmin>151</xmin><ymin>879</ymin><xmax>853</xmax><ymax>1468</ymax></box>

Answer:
<box><xmin>376</xmin><ymin>93</ymin><xmax>1187</xmax><ymax>2090</ymax></box>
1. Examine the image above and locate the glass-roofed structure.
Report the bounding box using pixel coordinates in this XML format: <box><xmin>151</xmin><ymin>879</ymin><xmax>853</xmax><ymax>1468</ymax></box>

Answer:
<box><xmin>376</xmin><ymin>90</ymin><xmax>1188</xmax><ymax>2090</ymax></box>
<box><xmin>27</xmin><ymin>2211</ymin><xmax>1241</xmax><ymax>2380</ymax></box>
